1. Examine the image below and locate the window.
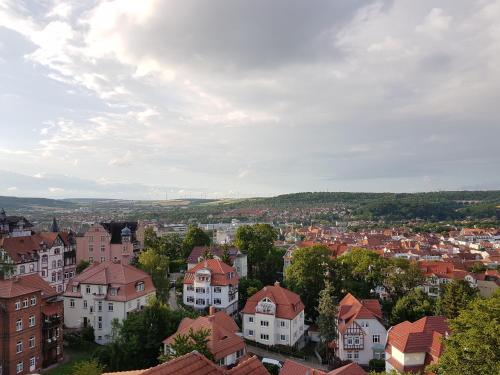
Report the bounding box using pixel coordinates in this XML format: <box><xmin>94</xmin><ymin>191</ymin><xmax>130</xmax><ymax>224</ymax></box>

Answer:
<box><xmin>195</xmin><ymin>287</ymin><xmax>205</xmax><ymax>293</ymax></box>
<box><xmin>16</xmin><ymin>341</ymin><xmax>23</xmax><ymax>354</ymax></box>
<box><xmin>98</xmin><ymin>301</ymin><xmax>102</xmax><ymax>312</ymax></box>
<box><xmin>89</xmin><ymin>256</ymin><xmax>94</xmax><ymax>263</ymax></box>
<box><xmin>51</xmin><ymin>272</ymin><xmax>56</xmax><ymax>282</ymax></box>
<box><xmin>260</xmin><ymin>334</ymin><xmax>269</xmax><ymax>340</ymax></box>
<box><xmin>248</xmin><ymin>330</ymin><xmax>254</xmax><ymax>336</ymax></box>
<box><xmin>108</xmin><ymin>303</ymin><xmax>114</xmax><ymax>311</ymax></box>
<box><xmin>353</xmin><ymin>351</ymin><xmax>359</xmax><ymax>360</ymax></box>
<box><xmin>86</xmin><ymin>286</ymin><xmax>91</xmax><ymax>294</ymax></box>
<box><xmin>373</xmin><ymin>334</ymin><xmax>380</xmax><ymax>343</ymax></box>
<box><xmin>375</xmin><ymin>351</ymin><xmax>385</xmax><ymax>360</ymax></box>
<box><xmin>29</xmin><ymin>357</ymin><xmax>35</xmax><ymax>368</ymax></box>
<box><xmin>236</xmin><ymin>349</ymin><xmax>244</xmax><ymax>358</ymax></box>
<box><xmin>101</xmin><ymin>236</ymin><xmax>106</xmax><ymax>242</ymax></box>
<box><xmin>213</xmin><ymin>298</ymin><xmax>221</xmax><ymax>305</ymax></box>
<box><xmin>72</xmin><ymin>286</ymin><xmax>78</xmax><ymax>293</ymax></box>
<box><xmin>101</xmin><ymin>245</ymin><xmax>106</xmax><ymax>252</ymax></box>
<box><xmin>57</xmin><ymin>260</ymin><xmax>62</xmax><ymax>267</ymax></box>
<box><xmin>57</xmin><ymin>272</ymin><xmax>62</xmax><ymax>281</ymax></box>
<box><xmin>29</xmin><ymin>264</ymin><xmax>34</xmax><ymax>272</ymax></box>
<box><xmin>16</xmin><ymin>319</ymin><xmax>23</xmax><ymax>331</ymax></box>
<box><xmin>42</xmin><ymin>269</ymin><xmax>47</xmax><ymax>277</ymax></box>
<box><xmin>70</xmin><ymin>299</ymin><xmax>75</xmax><ymax>308</ymax></box>
<box><xmin>89</xmin><ymin>244</ymin><xmax>94</xmax><ymax>252</ymax></box>
<box><xmin>195</xmin><ymin>299</ymin><xmax>206</xmax><ymax>305</ymax></box>
<box><xmin>100</xmin><ymin>257</ymin><xmax>105</xmax><ymax>262</ymax></box>
<box><xmin>280</xmin><ymin>334</ymin><xmax>287</xmax><ymax>341</ymax></box>
<box><xmin>111</xmin><ymin>288</ymin><xmax>117</xmax><ymax>296</ymax></box>
<box><xmin>31</xmin><ymin>297</ymin><xmax>36</xmax><ymax>306</ymax></box>
<box><xmin>353</xmin><ymin>337</ymin><xmax>360</xmax><ymax>345</ymax></box>
<box><xmin>280</xmin><ymin>321</ymin><xmax>286</xmax><ymax>327</ymax></box>
<box><xmin>15</xmin><ymin>301</ymin><xmax>20</xmax><ymax>310</ymax></box>
<box><xmin>29</xmin><ymin>315</ymin><xmax>35</xmax><ymax>327</ymax></box>
<box><xmin>214</xmin><ymin>286</ymin><xmax>222</xmax><ymax>293</ymax></box>
<box><xmin>136</xmin><ymin>282</ymin><xmax>145</xmax><ymax>292</ymax></box>
<box><xmin>52</xmin><ymin>260</ymin><xmax>56</xmax><ymax>268</ymax></box>
<box><xmin>16</xmin><ymin>362</ymin><xmax>23</xmax><ymax>374</ymax></box>
<box><xmin>187</xmin><ymin>285</ymin><xmax>194</xmax><ymax>291</ymax></box>
<box><xmin>248</xmin><ymin>316</ymin><xmax>254</xmax><ymax>323</ymax></box>
<box><xmin>29</xmin><ymin>336</ymin><xmax>35</xmax><ymax>348</ymax></box>
<box><xmin>347</xmin><ymin>352</ymin><xmax>352</xmax><ymax>360</ymax></box>
<box><xmin>83</xmin><ymin>300</ymin><xmax>88</xmax><ymax>309</ymax></box>
<box><xmin>56</xmin><ymin>345</ymin><xmax>60</xmax><ymax>355</ymax></box>
<box><xmin>187</xmin><ymin>296</ymin><xmax>194</xmax><ymax>303</ymax></box>
<box><xmin>23</xmin><ymin>298</ymin><xmax>29</xmax><ymax>308</ymax></box>
<box><xmin>260</xmin><ymin>320</ymin><xmax>269</xmax><ymax>327</ymax></box>
<box><xmin>20</xmin><ymin>265</ymin><xmax>25</xmax><ymax>274</ymax></box>
<box><xmin>347</xmin><ymin>338</ymin><xmax>353</xmax><ymax>345</ymax></box>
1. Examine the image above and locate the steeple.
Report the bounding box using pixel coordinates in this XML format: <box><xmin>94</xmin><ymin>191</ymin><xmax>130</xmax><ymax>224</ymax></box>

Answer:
<box><xmin>50</xmin><ymin>217</ymin><xmax>60</xmax><ymax>232</ymax></box>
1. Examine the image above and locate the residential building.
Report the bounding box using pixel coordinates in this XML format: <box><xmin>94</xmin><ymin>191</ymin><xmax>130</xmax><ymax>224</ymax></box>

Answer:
<box><xmin>76</xmin><ymin>222</ymin><xmax>140</xmax><ymax>265</ymax></box>
<box><xmin>187</xmin><ymin>246</ymin><xmax>248</xmax><ymax>277</ymax></box>
<box><xmin>241</xmin><ymin>282</ymin><xmax>306</xmax><ymax>347</ymax></box>
<box><xmin>0</xmin><ymin>230</ymin><xmax>77</xmax><ymax>293</ymax></box>
<box><xmin>102</xmin><ymin>351</ymin><xmax>269</xmax><ymax>375</ymax></box>
<box><xmin>0</xmin><ymin>274</ymin><xmax>64</xmax><ymax>375</ymax></box>
<box><xmin>63</xmin><ymin>261</ymin><xmax>156</xmax><ymax>344</ymax></box>
<box><xmin>163</xmin><ymin>308</ymin><xmax>245</xmax><ymax>367</ymax></box>
<box><xmin>183</xmin><ymin>259</ymin><xmax>239</xmax><ymax>315</ymax></box>
<box><xmin>0</xmin><ymin>209</ymin><xmax>33</xmax><ymax>238</ymax></box>
<box><xmin>280</xmin><ymin>360</ymin><xmax>366</xmax><ymax>375</ymax></box>
<box><xmin>335</xmin><ymin>293</ymin><xmax>387</xmax><ymax>365</ymax></box>
<box><xmin>385</xmin><ymin>316</ymin><xmax>449</xmax><ymax>374</ymax></box>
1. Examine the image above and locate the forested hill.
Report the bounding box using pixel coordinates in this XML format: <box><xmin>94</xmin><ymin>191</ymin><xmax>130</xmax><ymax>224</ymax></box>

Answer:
<box><xmin>0</xmin><ymin>196</ymin><xmax>77</xmax><ymax>210</ymax></box>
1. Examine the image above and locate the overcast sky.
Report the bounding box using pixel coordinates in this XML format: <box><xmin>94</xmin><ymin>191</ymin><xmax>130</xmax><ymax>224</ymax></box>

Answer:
<box><xmin>0</xmin><ymin>0</ymin><xmax>499</xmax><ymax>200</ymax></box>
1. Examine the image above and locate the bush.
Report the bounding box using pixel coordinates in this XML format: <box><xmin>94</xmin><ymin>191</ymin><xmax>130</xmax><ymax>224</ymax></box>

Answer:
<box><xmin>369</xmin><ymin>358</ymin><xmax>385</xmax><ymax>372</ymax></box>
<box><xmin>169</xmin><ymin>259</ymin><xmax>187</xmax><ymax>273</ymax></box>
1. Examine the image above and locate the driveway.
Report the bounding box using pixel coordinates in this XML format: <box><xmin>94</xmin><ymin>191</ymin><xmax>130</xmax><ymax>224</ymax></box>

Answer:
<box><xmin>246</xmin><ymin>343</ymin><xmax>328</xmax><ymax>371</ymax></box>
<box><xmin>168</xmin><ymin>286</ymin><xmax>179</xmax><ymax>310</ymax></box>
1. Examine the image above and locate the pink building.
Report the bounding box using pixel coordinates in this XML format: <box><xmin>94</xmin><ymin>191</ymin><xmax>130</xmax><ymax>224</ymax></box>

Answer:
<box><xmin>76</xmin><ymin>222</ymin><xmax>139</xmax><ymax>265</ymax></box>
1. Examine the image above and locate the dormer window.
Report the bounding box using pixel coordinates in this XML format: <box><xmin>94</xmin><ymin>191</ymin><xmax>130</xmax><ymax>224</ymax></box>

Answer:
<box><xmin>136</xmin><ymin>282</ymin><xmax>145</xmax><ymax>292</ymax></box>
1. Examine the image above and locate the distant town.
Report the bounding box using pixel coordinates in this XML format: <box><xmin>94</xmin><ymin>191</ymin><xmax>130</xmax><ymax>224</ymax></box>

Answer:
<box><xmin>0</xmin><ymin>191</ymin><xmax>498</xmax><ymax>375</ymax></box>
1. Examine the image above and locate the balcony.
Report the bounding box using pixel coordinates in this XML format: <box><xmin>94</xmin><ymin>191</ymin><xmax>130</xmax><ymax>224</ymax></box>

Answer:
<box><xmin>43</xmin><ymin>316</ymin><xmax>61</xmax><ymax>328</ymax></box>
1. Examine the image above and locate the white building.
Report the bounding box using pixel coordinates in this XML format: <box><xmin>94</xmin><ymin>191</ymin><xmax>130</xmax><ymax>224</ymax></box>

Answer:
<box><xmin>241</xmin><ymin>282</ymin><xmax>306</xmax><ymax>347</ymax></box>
<box><xmin>183</xmin><ymin>259</ymin><xmax>239</xmax><ymax>315</ymax></box>
<box><xmin>187</xmin><ymin>246</ymin><xmax>248</xmax><ymax>278</ymax></box>
<box><xmin>63</xmin><ymin>261</ymin><xmax>156</xmax><ymax>344</ymax></box>
<box><xmin>335</xmin><ymin>293</ymin><xmax>387</xmax><ymax>365</ymax></box>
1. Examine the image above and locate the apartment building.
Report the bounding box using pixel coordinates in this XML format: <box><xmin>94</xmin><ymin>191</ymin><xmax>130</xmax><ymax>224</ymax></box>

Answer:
<box><xmin>0</xmin><ymin>210</ymin><xmax>33</xmax><ymax>238</ymax></box>
<box><xmin>187</xmin><ymin>246</ymin><xmax>248</xmax><ymax>277</ymax></box>
<box><xmin>63</xmin><ymin>261</ymin><xmax>156</xmax><ymax>344</ymax></box>
<box><xmin>0</xmin><ymin>230</ymin><xmax>77</xmax><ymax>293</ymax></box>
<box><xmin>0</xmin><ymin>274</ymin><xmax>64</xmax><ymax>375</ymax></box>
<box><xmin>76</xmin><ymin>222</ymin><xmax>140</xmax><ymax>265</ymax></box>
<box><xmin>241</xmin><ymin>282</ymin><xmax>306</xmax><ymax>347</ymax></box>
<box><xmin>335</xmin><ymin>293</ymin><xmax>387</xmax><ymax>365</ymax></box>
<box><xmin>183</xmin><ymin>259</ymin><xmax>239</xmax><ymax>315</ymax></box>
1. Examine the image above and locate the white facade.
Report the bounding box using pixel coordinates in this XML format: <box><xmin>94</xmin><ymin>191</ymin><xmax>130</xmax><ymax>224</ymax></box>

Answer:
<box><xmin>337</xmin><ymin>318</ymin><xmax>387</xmax><ymax>365</ymax></box>
<box><xmin>385</xmin><ymin>345</ymin><xmax>426</xmax><ymax>372</ymax></box>
<box><xmin>183</xmin><ymin>268</ymin><xmax>238</xmax><ymax>315</ymax></box>
<box><xmin>64</xmin><ymin>282</ymin><xmax>155</xmax><ymax>344</ymax></box>
<box><xmin>242</xmin><ymin>298</ymin><xmax>305</xmax><ymax>347</ymax></box>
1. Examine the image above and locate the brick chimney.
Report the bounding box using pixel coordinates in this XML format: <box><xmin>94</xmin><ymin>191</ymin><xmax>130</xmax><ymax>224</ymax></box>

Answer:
<box><xmin>274</xmin><ymin>281</ymin><xmax>280</xmax><ymax>287</ymax></box>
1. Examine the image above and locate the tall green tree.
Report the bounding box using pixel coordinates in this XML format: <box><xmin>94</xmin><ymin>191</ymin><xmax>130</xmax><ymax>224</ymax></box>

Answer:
<box><xmin>316</xmin><ymin>280</ymin><xmax>337</xmax><ymax>364</ymax></box>
<box><xmin>220</xmin><ymin>245</ymin><xmax>232</xmax><ymax>265</ymax></box>
<box><xmin>285</xmin><ymin>245</ymin><xmax>334</xmax><ymax>318</ymax></box>
<box><xmin>138</xmin><ymin>249</ymin><xmax>170</xmax><ymax>302</ymax></box>
<box><xmin>76</xmin><ymin>260</ymin><xmax>90</xmax><ymax>274</ymax></box>
<box><xmin>162</xmin><ymin>328</ymin><xmax>213</xmax><ymax>361</ymax></box>
<box><xmin>382</xmin><ymin>259</ymin><xmax>425</xmax><ymax>301</ymax></box>
<box><xmin>201</xmin><ymin>248</ymin><xmax>214</xmax><ymax>260</ymax></box>
<box><xmin>431</xmin><ymin>292</ymin><xmax>500</xmax><ymax>375</ymax></box>
<box><xmin>235</xmin><ymin>224</ymin><xmax>276</xmax><ymax>278</ymax></box>
<box><xmin>182</xmin><ymin>225</ymin><xmax>211</xmax><ymax>257</ymax></box>
<box><xmin>238</xmin><ymin>277</ymin><xmax>263</xmax><ymax>309</ymax></box>
<box><xmin>435</xmin><ymin>279</ymin><xmax>478</xmax><ymax>319</ymax></box>
<box><xmin>390</xmin><ymin>289</ymin><xmax>435</xmax><ymax>326</ymax></box>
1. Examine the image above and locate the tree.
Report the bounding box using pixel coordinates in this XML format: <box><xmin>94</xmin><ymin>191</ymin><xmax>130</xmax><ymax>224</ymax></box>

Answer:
<box><xmin>470</xmin><ymin>262</ymin><xmax>486</xmax><ymax>274</ymax></box>
<box><xmin>76</xmin><ymin>260</ymin><xmax>90</xmax><ymax>274</ymax></box>
<box><xmin>138</xmin><ymin>249</ymin><xmax>170</xmax><ymax>302</ymax></box>
<box><xmin>238</xmin><ymin>277</ymin><xmax>263</xmax><ymax>309</ymax></box>
<box><xmin>235</xmin><ymin>224</ymin><xmax>276</xmax><ymax>278</ymax></box>
<box><xmin>72</xmin><ymin>360</ymin><xmax>104</xmax><ymax>375</ymax></box>
<box><xmin>96</xmin><ymin>297</ymin><xmax>197</xmax><ymax>371</ymax></box>
<box><xmin>220</xmin><ymin>245</ymin><xmax>232</xmax><ymax>265</ymax></box>
<box><xmin>163</xmin><ymin>327</ymin><xmax>213</xmax><ymax>361</ymax></box>
<box><xmin>201</xmin><ymin>248</ymin><xmax>214</xmax><ymax>260</ymax></box>
<box><xmin>316</xmin><ymin>280</ymin><xmax>337</xmax><ymax>364</ymax></box>
<box><xmin>382</xmin><ymin>259</ymin><xmax>425</xmax><ymax>301</ymax></box>
<box><xmin>435</xmin><ymin>279</ymin><xmax>478</xmax><ymax>319</ymax></box>
<box><xmin>390</xmin><ymin>289</ymin><xmax>435</xmax><ymax>326</ymax></box>
<box><xmin>182</xmin><ymin>225</ymin><xmax>211</xmax><ymax>258</ymax></box>
<box><xmin>285</xmin><ymin>245</ymin><xmax>334</xmax><ymax>318</ymax></box>
<box><xmin>431</xmin><ymin>292</ymin><xmax>500</xmax><ymax>375</ymax></box>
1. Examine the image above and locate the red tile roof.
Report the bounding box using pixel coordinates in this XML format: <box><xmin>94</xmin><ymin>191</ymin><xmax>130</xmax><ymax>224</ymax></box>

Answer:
<box><xmin>226</xmin><ymin>356</ymin><xmax>269</xmax><ymax>375</ymax></box>
<box><xmin>63</xmin><ymin>261</ymin><xmax>155</xmax><ymax>301</ymax></box>
<box><xmin>0</xmin><ymin>273</ymin><xmax>58</xmax><ymax>299</ymax></box>
<box><xmin>184</xmin><ymin>259</ymin><xmax>239</xmax><ymax>286</ymax></box>
<box><xmin>241</xmin><ymin>282</ymin><xmax>304</xmax><ymax>320</ymax></box>
<box><xmin>387</xmin><ymin>316</ymin><xmax>449</xmax><ymax>354</ymax></box>
<box><xmin>280</xmin><ymin>360</ymin><xmax>366</xmax><ymax>375</ymax></box>
<box><xmin>1</xmin><ymin>232</ymin><xmax>70</xmax><ymax>262</ymax></box>
<box><xmin>337</xmin><ymin>293</ymin><xmax>382</xmax><ymax>334</ymax></box>
<box><xmin>328</xmin><ymin>362</ymin><xmax>367</xmax><ymax>375</ymax></box>
<box><xmin>163</xmin><ymin>312</ymin><xmax>244</xmax><ymax>361</ymax></box>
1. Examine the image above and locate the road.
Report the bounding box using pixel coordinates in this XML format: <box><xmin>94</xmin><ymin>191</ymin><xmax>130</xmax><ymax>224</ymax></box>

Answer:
<box><xmin>246</xmin><ymin>343</ymin><xmax>328</xmax><ymax>371</ymax></box>
<box><xmin>168</xmin><ymin>286</ymin><xmax>179</xmax><ymax>310</ymax></box>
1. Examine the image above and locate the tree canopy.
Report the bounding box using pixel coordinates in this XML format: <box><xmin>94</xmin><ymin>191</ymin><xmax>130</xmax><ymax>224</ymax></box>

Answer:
<box><xmin>138</xmin><ymin>248</ymin><xmax>170</xmax><ymax>302</ymax></box>
<box><xmin>72</xmin><ymin>360</ymin><xmax>104</xmax><ymax>375</ymax></box>
<box><xmin>162</xmin><ymin>328</ymin><xmax>213</xmax><ymax>362</ymax></box>
<box><xmin>390</xmin><ymin>289</ymin><xmax>436</xmax><ymax>326</ymax></box>
<box><xmin>435</xmin><ymin>279</ymin><xmax>478</xmax><ymax>319</ymax></box>
<box><xmin>182</xmin><ymin>225</ymin><xmax>211</xmax><ymax>257</ymax></box>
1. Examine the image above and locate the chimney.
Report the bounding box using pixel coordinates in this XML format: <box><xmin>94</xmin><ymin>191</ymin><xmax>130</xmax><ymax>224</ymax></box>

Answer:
<box><xmin>209</xmin><ymin>306</ymin><xmax>216</xmax><ymax>316</ymax></box>
<box><xmin>274</xmin><ymin>281</ymin><xmax>280</xmax><ymax>287</ymax></box>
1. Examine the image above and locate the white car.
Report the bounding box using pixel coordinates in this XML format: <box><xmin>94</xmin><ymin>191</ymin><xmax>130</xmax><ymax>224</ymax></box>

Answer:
<box><xmin>261</xmin><ymin>358</ymin><xmax>283</xmax><ymax>369</ymax></box>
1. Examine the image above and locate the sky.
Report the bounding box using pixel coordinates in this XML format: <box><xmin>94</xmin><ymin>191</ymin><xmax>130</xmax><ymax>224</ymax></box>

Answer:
<box><xmin>0</xmin><ymin>0</ymin><xmax>499</xmax><ymax>200</ymax></box>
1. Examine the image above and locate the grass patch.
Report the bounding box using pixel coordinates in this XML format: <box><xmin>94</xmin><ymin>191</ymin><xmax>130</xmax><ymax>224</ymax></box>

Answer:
<box><xmin>43</xmin><ymin>344</ymin><xmax>99</xmax><ymax>375</ymax></box>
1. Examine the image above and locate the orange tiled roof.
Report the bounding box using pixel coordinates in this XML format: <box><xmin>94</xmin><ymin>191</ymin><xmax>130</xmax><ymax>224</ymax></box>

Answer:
<box><xmin>337</xmin><ymin>293</ymin><xmax>382</xmax><ymax>334</ymax></box>
<box><xmin>280</xmin><ymin>360</ymin><xmax>366</xmax><ymax>375</ymax></box>
<box><xmin>163</xmin><ymin>312</ymin><xmax>244</xmax><ymax>361</ymax></box>
<box><xmin>241</xmin><ymin>283</ymin><xmax>304</xmax><ymax>320</ymax></box>
<box><xmin>183</xmin><ymin>259</ymin><xmax>239</xmax><ymax>287</ymax></box>
<box><xmin>0</xmin><ymin>273</ymin><xmax>58</xmax><ymax>299</ymax></box>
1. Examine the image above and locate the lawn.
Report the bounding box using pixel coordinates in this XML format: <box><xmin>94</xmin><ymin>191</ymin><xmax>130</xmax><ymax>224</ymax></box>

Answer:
<box><xmin>43</xmin><ymin>344</ymin><xmax>99</xmax><ymax>375</ymax></box>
